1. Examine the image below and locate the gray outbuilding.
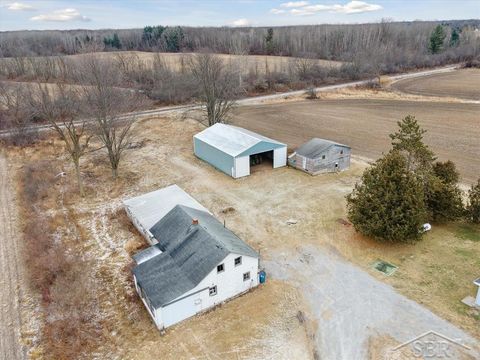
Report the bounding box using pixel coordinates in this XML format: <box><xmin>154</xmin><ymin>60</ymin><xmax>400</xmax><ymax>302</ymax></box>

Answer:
<box><xmin>288</xmin><ymin>138</ymin><xmax>351</xmax><ymax>175</ymax></box>
<box><xmin>193</xmin><ymin>123</ymin><xmax>287</xmax><ymax>178</ymax></box>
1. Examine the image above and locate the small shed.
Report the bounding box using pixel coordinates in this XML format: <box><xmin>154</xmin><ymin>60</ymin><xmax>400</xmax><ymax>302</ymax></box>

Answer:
<box><xmin>193</xmin><ymin>123</ymin><xmax>287</xmax><ymax>178</ymax></box>
<box><xmin>289</xmin><ymin>138</ymin><xmax>351</xmax><ymax>175</ymax></box>
<box><xmin>123</xmin><ymin>184</ymin><xmax>210</xmax><ymax>244</ymax></box>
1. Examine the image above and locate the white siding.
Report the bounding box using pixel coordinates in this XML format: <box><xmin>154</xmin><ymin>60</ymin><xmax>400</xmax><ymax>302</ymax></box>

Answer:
<box><xmin>234</xmin><ymin>156</ymin><xmax>250</xmax><ymax>178</ymax></box>
<box><xmin>157</xmin><ymin>253</ymin><xmax>259</xmax><ymax>329</ymax></box>
<box><xmin>273</xmin><ymin>147</ymin><xmax>287</xmax><ymax>168</ymax></box>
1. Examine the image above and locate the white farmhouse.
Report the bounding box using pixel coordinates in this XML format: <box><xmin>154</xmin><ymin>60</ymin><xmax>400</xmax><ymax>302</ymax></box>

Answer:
<box><xmin>131</xmin><ymin>204</ymin><xmax>260</xmax><ymax>330</ymax></box>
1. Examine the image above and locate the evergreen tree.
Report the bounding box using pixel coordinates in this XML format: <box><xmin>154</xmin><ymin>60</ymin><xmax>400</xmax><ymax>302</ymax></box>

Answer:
<box><xmin>389</xmin><ymin>115</ymin><xmax>435</xmax><ymax>175</ymax></box>
<box><xmin>163</xmin><ymin>26</ymin><xmax>184</xmax><ymax>52</ymax></box>
<box><xmin>265</xmin><ymin>28</ymin><xmax>274</xmax><ymax>55</ymax></box>
<box><xmin>429</xmin><ymin>25</ymin><xmax>446</xmax><ymax>54</ymax></box>
<box><xmin>450</xmin><ymin>28</ymin><xmax>460</xmax><ymax>47</ymax></box>
<box><xmin>103</xmin><ymin>33</ymin><xmax>121</xmax><ymax>49</ymax></box>
<box><xmin>425</xmin><ymin>173</ymin><xmax>463</xmax><ymax>223</ymax></box>
<box><xmin>111</xmin><ymin>33</ymin><xmax>121</xmax><ymax>49</ymax></box>
<box><xmin>142</xmin><ymin>25</ymin><xmax>165</xmax><ymax>46</ymax></box>
<box><xmin>466</xmin><ymin>179</ymin><xmax>480</xmax><ymax>223</ymax></box>
<box><xmin>346</xmin><ymin>151</ymin><xmax>427</xmax><ymax>242</ymax></box>
<box><xmin>432</xmin><ymin>160</ymin><xmax>459</xmax><ymax>184</ymax></box>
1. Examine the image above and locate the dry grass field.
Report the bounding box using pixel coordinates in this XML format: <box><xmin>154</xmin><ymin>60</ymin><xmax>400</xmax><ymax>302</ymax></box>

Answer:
<box><xmin>391</xmin><ymin>68</ymin><xmax>480</xmax><ymax>100</ymax></box>
<box><xmin>9</xmin><ymin>109</ymin><xmax>479</xmax><ymax>358</ymax></box>
<box><xmin>70</xmin><ymin>51</ymin><xmax>344</xmax><ymax>73</ymax></box>
<box><xmin>231</xmin><ymin>98</ymin><xmax>480</xmax><ymax>184</ymax></box>
<box><xmin>1</xmin><ymin>50</ymin><xmax>344</xmax><ymax>78</ymax></box>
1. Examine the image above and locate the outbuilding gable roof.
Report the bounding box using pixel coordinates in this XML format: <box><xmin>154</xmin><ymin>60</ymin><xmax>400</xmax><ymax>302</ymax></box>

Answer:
<box><xmin>295</xmin><ymin>138</ymin><xmax>350</xmax><ymax>159</ymax></box>
<box><xmin>132</xmin><ymin>205</ymin><xmax>258</xmax><ymax>308</ymax></box>
<box><xmin>194</xmin><ymin>123</ymin><xmax>285</xmax><ymax>157</ymax></box>
<box><xmin>123</xmin><ymin>184</ymin><xmax>210</xmax><ymax>236</ymax></box>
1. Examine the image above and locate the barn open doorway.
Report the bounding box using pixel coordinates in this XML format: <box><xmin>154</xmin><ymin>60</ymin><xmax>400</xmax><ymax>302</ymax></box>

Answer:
<box><xmin>250</xmin><ymin>150</ymin><xmax>273</xmax><ymax>173</ymax></box>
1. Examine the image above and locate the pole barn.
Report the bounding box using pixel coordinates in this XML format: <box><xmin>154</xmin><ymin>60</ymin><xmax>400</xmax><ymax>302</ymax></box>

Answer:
<box><xmin>193</xmin><ymin>123</ymin><xmax>287</xmax><ymax>178</ymax></box>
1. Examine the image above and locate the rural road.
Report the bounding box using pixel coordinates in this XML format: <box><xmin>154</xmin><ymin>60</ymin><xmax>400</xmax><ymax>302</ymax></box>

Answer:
<box><xmin>0</xmin><ymin>153</ymin><xmax>25</xmax><ymax>360</ymax></box>
<box><xmin>0</xmin><ymin>64</ymin><xmax>459</xmax><ymax>138</ymax></box>
<box><xmin>266</xmin><ymin>245</ymin><xmax>480</xmax><ymax>360</ymax></box>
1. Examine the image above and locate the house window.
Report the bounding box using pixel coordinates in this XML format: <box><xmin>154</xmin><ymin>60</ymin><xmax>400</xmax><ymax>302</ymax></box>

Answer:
<box><xmin>243</xmin><ymin>272</ymin><xmax>250</xmax><ymax>281</ymax></box>
<box><xmin>234</xmin><ymin>256</ymin><xmax>242</xmax><ymax>266</ymax></box>
<box><xmin>217</xmin><ymin>263</ymin><xmax>224</xmax><ymax>273</ymax></box>
<box><xmin>340</xmin><ymin>150</ymin><xmax>344</xmax><ymax>155</ymax></box>
<box><xmin>209</xmin><ymin>286</ymin><xmax>217</xmax><ymax>296</ymax></box>
<box><xmin>322</xmin><ymin>155</ymin><xmax>326</xmax><ymax>159</ymax></box>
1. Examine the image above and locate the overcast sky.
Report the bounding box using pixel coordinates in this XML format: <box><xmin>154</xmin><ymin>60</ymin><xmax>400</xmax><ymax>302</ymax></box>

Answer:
<box><xmin>0</xmin><ymin>0</ymin><xmax>479</xmax><ymax>31</ymax></box>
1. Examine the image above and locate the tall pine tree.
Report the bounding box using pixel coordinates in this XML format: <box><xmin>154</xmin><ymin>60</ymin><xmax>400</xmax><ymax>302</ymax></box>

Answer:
<box><xmin>429</xmin><ymin>25</ymin><xmax>446</xmax><ymax>54</ymax></box>
<box><xmin>346</xmin><ymin>151</ymin><xmax>427</xmax><ymax>242</ymax></box>
<box><xmin>389</xmin><ymin>115</ymin><xmax>435</xmax><ymax>176</ymax></box>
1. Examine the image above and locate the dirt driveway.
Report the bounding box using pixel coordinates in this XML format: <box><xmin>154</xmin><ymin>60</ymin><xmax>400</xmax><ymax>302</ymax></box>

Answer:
<box><xmin>0</xmin><ymin>153</ymin><xmax>24</xmax><ymax>360</ymax></box>
<box><xmin>266</xmin><ymin>245</ymin><xmax>480</xmax><ymax>359</ymax></box>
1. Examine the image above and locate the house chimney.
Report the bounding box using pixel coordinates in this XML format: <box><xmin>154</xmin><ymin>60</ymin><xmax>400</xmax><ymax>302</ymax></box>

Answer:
<box><xmin>192</xmin><ymin>218</ymin><xmax>199</xmax><ymax>225</ymax></box>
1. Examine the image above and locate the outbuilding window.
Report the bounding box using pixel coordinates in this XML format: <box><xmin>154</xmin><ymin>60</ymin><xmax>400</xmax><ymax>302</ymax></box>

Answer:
<box><xmin>217</xmin><ymin>263</ymin><xmax>224</xmax><ymax>273</ymax></box>
<box><xmin>243</xmin><ymin>272</ymin><xmax>250</xmax><ymax>281</ymax></box>
<box><xmin>209</xmin><ymin>286</ymin><xmax>217</xmax><ymax>296</ymax></box>
<box><xmin>322</xmin><ymin>155</ymin><xmax>326</xmax><ymax>159</ymax></box>
<box><xmin>340</xmin><ymin>150</ymin><xmax>344</xmax><ymax>155</ymax></box>
<box><xmin>234</xmin><ymin>256</ymin><xmax>242</xmax><ymax>266</ymax></box>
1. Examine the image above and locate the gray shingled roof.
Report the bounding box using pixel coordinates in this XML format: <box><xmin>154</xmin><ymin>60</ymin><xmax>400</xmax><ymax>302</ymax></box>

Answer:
<box><xmin>295</xmin><ymin>138</ymin><xmax>350</xmax><ymax>159</ymax></box>
<box><xmin>132</xmin><ymin>244</ymin><xmax>162</xmax><ymax>265</ymax></box>
<box><xmin>132</xmin><ymin>205</ymin><xmax>258</xmax><ymax>308</ymax></box>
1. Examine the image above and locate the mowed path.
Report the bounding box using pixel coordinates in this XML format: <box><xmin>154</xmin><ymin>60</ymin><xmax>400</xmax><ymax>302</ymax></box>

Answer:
<box><xmin>392</xmin><ymin>69</ymin><xmax>480</xmax><ymax>100</ymax></box>
<box><xmin>232</xmin><ymin>99</ymin><xmax>480</xmax><ymax>183</ymax></box>
<box><xmin>0</xmin><ymin>153</ymin><xmax>24</xmax><ymax>360</ymax></box>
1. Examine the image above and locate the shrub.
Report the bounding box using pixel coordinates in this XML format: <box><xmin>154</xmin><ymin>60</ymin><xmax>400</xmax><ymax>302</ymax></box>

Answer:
<box><xmin>466</xmin><ymin>179</ymin><xmax>480</xmax><ymax>223</ymax></box>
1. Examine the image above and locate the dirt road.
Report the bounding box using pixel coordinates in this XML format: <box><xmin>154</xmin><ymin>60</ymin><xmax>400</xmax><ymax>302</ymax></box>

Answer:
<box><xmin>232</xmin><ymin>99</ymin><xmax>480</xmax><ymax>183</ymax></box>
<box><xmin>0</xmin><ymin>153</ymin><xmax>24</xmax><ymax>360</ymax></box>
<box><xmin>0</xmin><ymin>64</ymin><xmax>460</xmax><ymax>138</ymax></box>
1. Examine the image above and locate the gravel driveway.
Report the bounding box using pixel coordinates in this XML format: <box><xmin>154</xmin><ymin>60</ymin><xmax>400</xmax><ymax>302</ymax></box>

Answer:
<box><xmin>266</xmin><ymin>245</ymin><xmax>480</xmax><ymax>359</ymax></box>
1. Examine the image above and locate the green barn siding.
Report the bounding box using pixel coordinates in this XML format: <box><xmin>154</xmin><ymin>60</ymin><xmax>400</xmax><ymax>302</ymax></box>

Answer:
<box><xmin>238</xmin><ymin>142</ymin><xmax>285</xmax><ymax>157</ymax></box>
<box><xmin>194</xmin><ymin>138</ymin><xmax>234</xmax><ymax>176</ymax></box>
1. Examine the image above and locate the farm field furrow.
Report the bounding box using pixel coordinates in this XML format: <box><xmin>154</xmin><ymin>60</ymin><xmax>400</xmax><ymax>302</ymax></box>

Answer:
<box><xmin>391</xmin><ymin>68</ymin><xmax>480</xmax><ymax>100</ymax></box>
<box><xmin>231</xmin><ymin>99</ymin><xmax>480</xmax><ymax>183</ymax></box>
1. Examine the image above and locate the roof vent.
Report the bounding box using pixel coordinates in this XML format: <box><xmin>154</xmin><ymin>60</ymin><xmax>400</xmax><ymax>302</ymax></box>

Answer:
<box><xmin>192</xmin><ymin>219</ymin><xmax>199</xmax><ymax>225</ymax></box>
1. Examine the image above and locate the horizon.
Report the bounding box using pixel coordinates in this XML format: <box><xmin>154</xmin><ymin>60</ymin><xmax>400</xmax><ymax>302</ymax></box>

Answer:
<box><xmin>1</xmin><ymin>0</ymin><xmax>479</xmax><ymax>31</ymax></box>
<box><xmin>1</xmin><ymin>18</ymin><xmax>479</xmax><ymax>33</ymax></box>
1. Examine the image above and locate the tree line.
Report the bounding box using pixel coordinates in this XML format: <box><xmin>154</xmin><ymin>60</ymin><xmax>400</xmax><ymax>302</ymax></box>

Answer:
<box><xmin>1</xmin><ymin>20</ymin><xmax>479</xmax><ymax>72</ymax></box>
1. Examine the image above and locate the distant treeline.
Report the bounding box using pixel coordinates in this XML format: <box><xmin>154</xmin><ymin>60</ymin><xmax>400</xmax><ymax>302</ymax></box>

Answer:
<box><xmin>1</xmin><ymin>20</ymin><xmax>479</xmax><ymax>70</ymax></box>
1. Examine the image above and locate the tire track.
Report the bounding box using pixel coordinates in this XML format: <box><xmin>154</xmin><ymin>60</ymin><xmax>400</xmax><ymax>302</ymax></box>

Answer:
<box><xmin>0</xmin><ymin>153</ymin><xmax>24</xmax><ymax>360</ymax></box>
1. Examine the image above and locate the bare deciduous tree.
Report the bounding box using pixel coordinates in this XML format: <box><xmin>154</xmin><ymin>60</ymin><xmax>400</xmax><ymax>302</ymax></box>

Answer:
<box><xmin>33</xmin><ymin>84</ymin><xmax>91</xmax><ymax>196</ymax></box>
<box><xmin>189</xmin><ymin>53</ymin><xmax>239</xmax><ymax>126</ymax></box>
<box><xmin>80</xmin><ymin>57</ymin><xmax>144</xmax><ymax>179</ymax></box>
<box><xmin>0</xmin><ymin>82</ymin><xmax>37</xmax><ymax>145</ymax></box>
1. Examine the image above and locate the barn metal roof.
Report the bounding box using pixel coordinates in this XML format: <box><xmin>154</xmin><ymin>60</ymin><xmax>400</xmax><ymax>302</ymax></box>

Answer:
<box><xmin>295</xmin><ymin>138</ymin><xmax>350</xmax><ymax>159</ymax></box>
<box><xmin>194</xmin><ymin>123</ymin><xmax>285</xmax><ymax>157</ymax></box>
<box><xmin>123</xmin><ymin>184</ymin><xmax>210</xmax><ymax>236</ymax></box>
<box><xmin>132</xmin><ymin>205</ymin><xmax>258</xmax><ymax>308</ymax></box>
